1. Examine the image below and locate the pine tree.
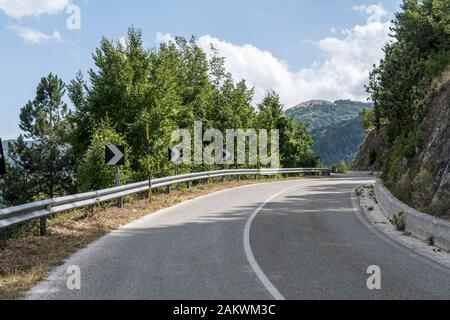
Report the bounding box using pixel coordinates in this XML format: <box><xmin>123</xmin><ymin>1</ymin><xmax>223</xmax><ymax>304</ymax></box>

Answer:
<box><xmin>0</xmin><ymin>74</ymin><xmax>75</xmax><ymax>205</ymax></box>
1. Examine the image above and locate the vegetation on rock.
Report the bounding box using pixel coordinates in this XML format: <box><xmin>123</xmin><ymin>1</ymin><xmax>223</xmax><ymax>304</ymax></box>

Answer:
<box><xmin>356</xmin><ymin>0</ymin><xmax>450</xmax><ymax>216</ymax></box>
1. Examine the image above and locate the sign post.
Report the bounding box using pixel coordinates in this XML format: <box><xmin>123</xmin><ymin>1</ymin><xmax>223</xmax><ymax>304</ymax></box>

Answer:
<box><xmin>105</xmin><ymin>144</ymin><xmax>126</xmax><ymax>207</ymax></box>
<box><xmin>0</xmin><ymin>139</ymin><xmax>5</xmax><ymax>246</ymax></box>
<box><xmin>169</xmin><ymin>147</ymin><xmax>183</xmax><ymax>173</ymax></box>
<box><xmin>222</xmin><ymin>149</ymin><xmax>232</xmax><ymax>182</ymax></box>
<box><xmin>146</xmin><ymin>125</ymin><xmax>152</xmax><ymax>202</ymax></box>
<box><xmin>0</xmin><ymin>139</ymin><xmax>6</xmax><ymax>176</ymax></box>
<box><xmin>169</xmin><ymin>147</ymin><xmax>183</xmax><ymax>191</ymax></box>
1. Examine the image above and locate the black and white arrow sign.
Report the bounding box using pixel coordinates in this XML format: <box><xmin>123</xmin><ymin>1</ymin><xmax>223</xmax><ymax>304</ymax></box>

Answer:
<box><xmin>222</xmin><ymin>149</ymin><xmax>232</xmax><ymax>162</ymax></box>
<box><xmin>0</xmin><ymin>139</ymin><xmax>6</xmax><ymax>175</ymax></box>
<box><xmin>169</xmin><ymin>147</ymin><xmax>183</xmax><ymax>164</ymax></box>
<box><xmin>105</xmin><ymin>145</ymin><xmax>126</xmax><ymax>166</ymax></box>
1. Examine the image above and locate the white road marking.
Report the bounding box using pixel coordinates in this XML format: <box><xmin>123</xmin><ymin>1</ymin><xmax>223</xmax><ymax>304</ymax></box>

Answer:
<box><xmin>243</xmin><ymin>184</ymin><xmax>303</xmax><ymax>301</ymax></box>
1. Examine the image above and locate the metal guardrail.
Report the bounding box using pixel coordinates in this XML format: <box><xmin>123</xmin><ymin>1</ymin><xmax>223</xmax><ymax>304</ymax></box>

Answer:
<box><xmin>0</xmin><ymin>168</ymin><xmax>330</xmax><ymax>235</ymax></box>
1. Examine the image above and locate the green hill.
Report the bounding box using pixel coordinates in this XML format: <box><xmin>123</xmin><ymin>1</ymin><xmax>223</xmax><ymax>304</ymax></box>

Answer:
<box><xmin>311</xmin><ymin>117</ymin><xmax>367</xmax><ymax>166</ymax></box>
<box><xmin>286</xmin><ymin>100</ymin><xmax>373</xmax><ymax>166</ymax></box>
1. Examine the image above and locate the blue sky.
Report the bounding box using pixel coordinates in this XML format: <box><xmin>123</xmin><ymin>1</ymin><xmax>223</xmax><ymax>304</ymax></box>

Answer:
<box><xmin>0</xmin><ymin>0</ymin><xmax>402</xmax><ymax>139</ymax></box>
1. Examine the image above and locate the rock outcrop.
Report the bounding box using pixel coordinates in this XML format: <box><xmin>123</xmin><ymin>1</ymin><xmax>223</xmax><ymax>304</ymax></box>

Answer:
<box><xmin>412</xmin><ymin>79</ymin><xmax>450</xmax><ymax>216</ymax></box>
<box><xmin>354</xmin><ymin>78</ymin><xmax>450</xmax><ymax>217</ymax></box>
<box><xmin>352</xmin><ymin>128</ymin><xmax>391</xmax><ymax>172</ymax></box>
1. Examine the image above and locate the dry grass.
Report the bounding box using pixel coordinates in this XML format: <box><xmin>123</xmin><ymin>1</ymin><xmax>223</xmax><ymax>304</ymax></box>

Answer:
<box><xmin>0</xmin><ymin>177</ymin><xmax>293</xmax><ymax>300</ymax></box>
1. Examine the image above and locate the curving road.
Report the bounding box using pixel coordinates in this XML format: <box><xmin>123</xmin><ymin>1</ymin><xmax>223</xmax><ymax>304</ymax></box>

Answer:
<box><xmin>27</xmin><ymin>174</ymin><xmax>450</xmax><ymax>300</ymax></box>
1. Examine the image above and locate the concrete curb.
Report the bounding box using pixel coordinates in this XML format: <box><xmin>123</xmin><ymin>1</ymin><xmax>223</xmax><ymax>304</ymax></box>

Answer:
<box><xmin>375</xmin><ymin>179</ymin><xmax>450</xmax><ymax>252</ymax></box>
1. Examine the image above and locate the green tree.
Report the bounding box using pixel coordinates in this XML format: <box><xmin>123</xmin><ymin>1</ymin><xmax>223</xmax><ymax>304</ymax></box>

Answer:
<box><xmin>359</xmin><ymin>108</ymin><xmax>375</xmax><ymax>131</ymax></box>
<box><xmin>67</xmin><ymin>71</ymin><xmax>91</xmax><ymax>158</ymax></box>
<box><xmin>77</xmin><ymin>120</ymin><xmax>131</xmax><ymax>192</ymax></box>
<box><xmin>256</xmin><ymin>92</ymin><xmax>318</xmax><ymax>168</ymax></box>
<box><xmin>368</xmin><ymin>0</ymin><xmax>450</xmax><ymax>139</ymax></box>
<box><xmin>0</xmin><ymin>74</ymin><xmax>75</xmax><ymax>205</ymax></box>
<box><xmin>366</xmin><ymin>0</ymin><xmax>449</xmax><ymax>186</ymax></box>
<box><xmin>0</xmin><ymin>144</ymin><xmax>35</xmax><ymax>207</ymax></box>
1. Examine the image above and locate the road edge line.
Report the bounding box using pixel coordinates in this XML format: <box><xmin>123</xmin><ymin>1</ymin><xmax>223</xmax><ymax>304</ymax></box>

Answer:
<box><xmin>243</xmin><ymin>184</ymin><xmax>304</xmax><ymax>301</ymax></box>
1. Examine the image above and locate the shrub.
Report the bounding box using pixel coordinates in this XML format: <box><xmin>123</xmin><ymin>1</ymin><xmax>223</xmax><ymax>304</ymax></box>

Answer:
<box><xmin>77</xmin><ymin>119</ymin><xmax>132</xmax><ymax>192</ymax></box>
<box><xmin>390</xmin><ymin>212</ymin><xmax>406</xmax><ymax>231</ymax></box>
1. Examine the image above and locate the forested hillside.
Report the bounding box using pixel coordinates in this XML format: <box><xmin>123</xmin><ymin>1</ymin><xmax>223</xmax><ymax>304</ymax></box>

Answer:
<box><xmin>0</xmin><ymin>29</ymin><xmax>319</xmax><ymax>207</ymax></box>
<box><xmin>311</xmin><ymin>117</ymin><xmax>368</xmax><ymax>166</ymax></box>
<box><xmin>354</xmin><ymin>0</ymin><xmax>450</xmax><ymax>217</ymax></box>
<box><xmin>286</xmin><ymin>100</ymin><xmax>373</xmax><ymax>166</ymax></box>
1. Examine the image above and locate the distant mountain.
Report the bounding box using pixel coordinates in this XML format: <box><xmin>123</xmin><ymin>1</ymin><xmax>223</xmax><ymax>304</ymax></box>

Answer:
<box><xmin>286</xmin><ymin>100</ymin><xmax>373</xmax><ymax>166</ymax></box>
<box><xmin>1</xmin><ymin>140</ymin><xmax>11</xmax><ymax>156</ymax></box>
<box><xmin>311</xmin><ymin>117</ymin><xmax>368</xmax><ymax>166</ymax></box>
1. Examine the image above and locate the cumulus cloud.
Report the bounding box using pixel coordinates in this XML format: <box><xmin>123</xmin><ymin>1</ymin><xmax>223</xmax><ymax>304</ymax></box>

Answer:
<box><xmin>9</xmin><ymin>25</ymin><xmax>62</xmax><ymax>44</ymax></box>
<box><xmin>156</xmin><ymin>4</ymin><xmax>391</xmax><ymax>107</ymax></box>
<box><xmin>353</xmin><ymin>4</ymin><xmax>388</xmax><ymax>23</ymax></box>
<box><xmin>0</xmin><ymin>0</ymin><xmax>70</xmax><ymax>19</ymax></box>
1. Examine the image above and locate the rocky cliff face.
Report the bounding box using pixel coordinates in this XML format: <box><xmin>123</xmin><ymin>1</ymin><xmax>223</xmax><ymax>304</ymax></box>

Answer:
<box><xmin>412</xmin><ymin>79</ymin><xmax>450</xmax><ymax>216</ymax></box>
<box><xmin>354</xmin><ymin>79</ymin><xmax>450</xmax><ymax>217</ymax></box>
<box><xmin>352</xmin><ymin>128</ymin><xmax>391</xmax><ymax>172</ymax></box>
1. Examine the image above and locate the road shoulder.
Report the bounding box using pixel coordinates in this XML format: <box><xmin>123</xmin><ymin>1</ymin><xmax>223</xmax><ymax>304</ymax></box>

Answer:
<box><xmin>353</xmin><ymin>183</ymin><xmax>450</xmax><ymax>271</ymax></box>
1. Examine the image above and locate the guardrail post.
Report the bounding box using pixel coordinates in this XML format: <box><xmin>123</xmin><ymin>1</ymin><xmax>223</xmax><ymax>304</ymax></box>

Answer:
<box><xmin>187</xmin><ymin>181</ymin><xmax>191</xmax><ymax>189</ymax></box>
<box><xmin>39</xmin><ymin>217</ymin><xmax>47</xmax><ymax>236</ymax></box>
<box><xmin>166</xmin><ymin>186</ymin><xmax>171</xmax><ymax>194</ymax></box>
<box><xmin>237</xmin><ymin>175</ymin><xmax>241</xmax><ymax>182</ymax></box>
<box><xmin>85</xmin><ymin>205</ymin><xmax>94</xmax><ymax>217</ymax></box>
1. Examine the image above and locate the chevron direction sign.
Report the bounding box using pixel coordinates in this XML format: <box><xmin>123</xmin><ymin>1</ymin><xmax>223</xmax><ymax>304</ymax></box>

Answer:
<box><xmin>105</xmin><ymin>145</ymin><xmax>126</xmax><ymax>166</ymax></box>
<box><xmin>222</xmin><ymin>149</ymin><xmax>232</xmax><ymax>162</ymax></box>
<box><xmin>0</xmin><ymin>139</ymin><xmax>5</xmax><ymax>175</ymax></box>
<box><xmin>169</xmin><ymin>147</ymin><xmax>183</xmax><ymax>164</ymax></box>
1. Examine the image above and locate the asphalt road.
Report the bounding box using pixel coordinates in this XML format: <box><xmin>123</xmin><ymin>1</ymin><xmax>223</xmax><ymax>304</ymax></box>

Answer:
<box><xmin>27</xmin><ymin>175</ymin><xmax>450</xmax><ymax>300</ymax></box>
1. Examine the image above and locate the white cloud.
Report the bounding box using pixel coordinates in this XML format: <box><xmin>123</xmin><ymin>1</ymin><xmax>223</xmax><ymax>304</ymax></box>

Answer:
<box><xmin>156</xmin><ymin>4</ymin><xmax>391</xmax><ymax>108</ymax></box>
<box><xmin>9</xmin><ymin>25</ymin><xmax>62</xmax><ymax>44</ymax></box>
<box><xmin>118</xmin><ymin>36</ymin><xmax>127</xmax><ymax>48</ymax></box>
<box><xmin>155</xmin><ymin>32</ymin><xmax>175</xmax><ymax>44</ymax></box>
<box><xmin>353</xmin><ymin>3</ymin><xmax>388</xmax><ymax>23</ymax></box>
<box><xmin>0</xmin><ymin>0</ymin><xmax>70</xmax><ymax>19</ymax></box>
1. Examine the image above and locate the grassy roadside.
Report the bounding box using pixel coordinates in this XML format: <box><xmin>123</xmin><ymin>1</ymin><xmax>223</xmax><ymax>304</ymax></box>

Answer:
<box><xmin>0</xmin><ymin>176</ymin><xmax>299</xmax><ymax>300</ymax></box>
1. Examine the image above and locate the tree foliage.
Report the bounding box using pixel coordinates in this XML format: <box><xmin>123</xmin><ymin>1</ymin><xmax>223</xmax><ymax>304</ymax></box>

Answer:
<box><xmin>365</xmin><ymin>0</ymin><xmax>449</xmax><ymax>199</ymax></box>
<box><xmin>257</xmin><ymin>92</ymin><xmax>319</xmax><ymax>168</ymax></box>
<box><xmin>359</xmin><ymin>108</ymin><xmax>375</xmax><ymax>132</ymax></box>
<box><xmin>0</xmin><ymin>74</ymin><xmax>75</xmax><ymax>205</ymax></box>
<box><xmin>368</xmin><ymin>0</ymin><xmax>450</xmax><ymax>139</ymax></box>
<box><xmin>2</xmin><ymin>27</ymin><xmax>319</xmax><ymax>206</ymax></box>
<box><xmin>77</xmin><ymin>120</ymin><xmax>131</xmax><ymax>192</ymax></box>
